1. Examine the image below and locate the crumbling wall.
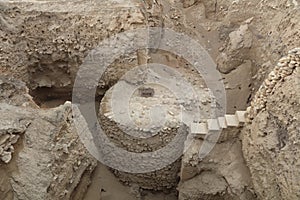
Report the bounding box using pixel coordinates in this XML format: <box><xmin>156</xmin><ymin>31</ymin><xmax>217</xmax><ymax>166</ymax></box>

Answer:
<box><xmin>247</xmin><ymin>48</ymin><xmax>300</xmax><ymax>120</ymax></box>
<box><xmin>242</xmin><ymin>48</ymin><xmax>300</xmax><ymax>200</ymax></box>
<box><xmin>1</xmin><ymin>0</ymin><xmax>300</xmax><ymax>199</ymax></box>
<box><xmin>0</xmin><ymin>1</ymin><xmax>145</xmax><ymax>98</ymax></box>
<box><xmin>0</xmin><ymin>77</ymin><xmax>97</xmax><ymax>200</ymax></box>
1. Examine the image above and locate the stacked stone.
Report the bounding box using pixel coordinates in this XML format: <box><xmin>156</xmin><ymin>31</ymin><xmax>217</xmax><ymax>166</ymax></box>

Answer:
<box><xmin>0</xmin><ymin>77</ymin><xmax>37</xmax><ymax>164</ymax></box>
<box><xmin>0</xmin><ymin>134</ymin><xmax>20</xmax><ymax>163</ymax></box>
<box><xmin>98</xmin><ymin>85</ymin><xmax>185</xmax><ymax>190</ymax></box>
<box><xmin>246</xmin><ymin>47</ymin><xmax>300</xmax><ymax>121</ymax></box>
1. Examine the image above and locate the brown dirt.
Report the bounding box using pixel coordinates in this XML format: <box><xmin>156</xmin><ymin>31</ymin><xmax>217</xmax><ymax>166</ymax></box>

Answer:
<box><xmin>0</xmin><ymin>0</ymin><xmax>299</xmax><ymax>199</ymax></box>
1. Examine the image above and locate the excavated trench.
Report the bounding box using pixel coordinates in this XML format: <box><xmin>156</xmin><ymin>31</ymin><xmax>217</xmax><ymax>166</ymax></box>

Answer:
<box><xmin>30</xmin><ymin>87</ymin><xmax>72</xmax><ymax>108</ymax></box>
<box><xmin>21</xmin><ymin>20</ymin><xmax>256</xmax><ymax>197</ymax></box>
<box><xmin>25</xmin><ymin>41</ymin><xmax>252</xmax><ymax>200</ymax></box>
<box><xmin>25</xmin><ymin>59</ymin><xmax>248</xmax><ymax>200</ymax></box>
<box><xmin>2</xmin><ymin>0</ymin><xmax>300</xmax><ymax>199</ymax></box>
<box><xmin>23</xmin><ymin>35</ymin><xmax>231</xmax><ymax>198</ymax></box>
<box><xmin>26</xmin><ymin>50</ymin><xmax>194</xmax><ymax>200</ymax></box>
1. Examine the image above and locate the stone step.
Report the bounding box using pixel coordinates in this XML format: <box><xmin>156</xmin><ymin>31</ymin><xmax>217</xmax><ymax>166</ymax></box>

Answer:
<box><xmin>235</xmin><ymin>111</ymin><xmax>246</xmax><ymax>124</ymax></box>
<box><xmin>189</xmin><ymin>110</ymin><xmax>247</xmax><ymax>136</ymax></box>
<box><xmin>190</xmin><ymin>122</ymin><xmax>208</xmax><ymax>135</ymax></box>
<box><xmin>217</xmin><ymin>117</ymin><xmax>227</xmax><ymax>128</ymax></box>
<box><xmin>207</xmin><ymin>118</ymin><xmax>220</xmax><ymax>131</ymax></box>
<box><xmin>224</xmin><ymin>114</ymin><xmax>239</xmax><ymax>127</ymax></box>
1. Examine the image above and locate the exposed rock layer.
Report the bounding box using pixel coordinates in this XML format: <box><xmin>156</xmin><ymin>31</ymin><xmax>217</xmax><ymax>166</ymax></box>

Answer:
<box><xmin>0</xmin><ymin>77</ymin><xmax>97</xmax><ymax>200</ymax></box>
<box><xmin>243</xmin><ymin>49</ymin><xmax>300</xmax><ymax>200</ymax></box>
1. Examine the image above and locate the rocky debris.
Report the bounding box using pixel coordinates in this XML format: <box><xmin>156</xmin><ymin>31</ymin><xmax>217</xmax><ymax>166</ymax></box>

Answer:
<box><xmin>181</xmin><ymin>0</ymin><xmax>198</xmax><ymax>8</ymax></box>
<box><xmin>179</xmin><ymin>171</ymin><xmax>230</xmax><ymax>200</ymax></box>
<box><xmin>0</xmin><ymin>77</ymin><xmax>97</xmax><ymax>200</ymax></box>
<box><xmin>179</xmin><ymin>47</ymin><xmax>300</xmax><ymax>200</ymax></box>
<box><xmin>0</xmin><ymin>127</ymin><xmax>24</xmax><ymax>164</ymax></box>
<box><xmin>0</xmin><ymin>76</ymin><xmax>38</xmax><ymax>108</ymax></box>
<box><xmin>217</xmin><ymin>23</ymin><xmax>253</xmax><ymax>74</ymax></box>
<box><xmin>0</xmin><ymin>0</ymin><xmax>299</xmax><ymax>199</ymax></box>
<box><xmin>0</xmin><ymin>77</ymin><xmax>37</xmax><ymax>164</ymax></box>
<box><xmin>242</xmin><ymin>60</ymin><xmax>300</xmax><ymax>199</ymax></box>
<box><xmin>178</xmin><ymin>139</ymin><xmax>257</xmax><ymax>200</ymax></box>
<box><xmin>0</xmin><ymin>102</ymin><xmax>97</xmax><ymax>200</ymax></box>
<box><xmin>246</xmin><ymin>47</ymin><xmax>300</xmax><ymax>121</ymax></box>
<box><xmin>0</xmin><ymin>2</ymin><xmax>145</xmax><ymax>92</ymax></box>
<box><xmin>228</xmin><ymin>24</ymin><xmax>253</xmax><ymax>53</ymax></box>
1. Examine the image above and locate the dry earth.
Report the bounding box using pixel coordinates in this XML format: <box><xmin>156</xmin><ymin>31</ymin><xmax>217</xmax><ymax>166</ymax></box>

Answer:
<box><xmin>0</xmin><ymin>0</ymin><xmax>299</xmax><ymax>200</ymax></box>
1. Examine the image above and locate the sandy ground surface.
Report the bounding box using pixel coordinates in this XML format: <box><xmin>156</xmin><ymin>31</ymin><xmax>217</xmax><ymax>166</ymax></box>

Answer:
<box><xmin>84</xmin><ymin>163</ymin><xmax>177</xmax><ymax>200</ymax></box>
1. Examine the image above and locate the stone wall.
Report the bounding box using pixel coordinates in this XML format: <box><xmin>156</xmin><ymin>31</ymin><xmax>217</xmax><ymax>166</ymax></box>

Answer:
<box><xmin>242</xmin><ymin>49</ymin><xmax>300</xmax><ymax>200</ymax></box>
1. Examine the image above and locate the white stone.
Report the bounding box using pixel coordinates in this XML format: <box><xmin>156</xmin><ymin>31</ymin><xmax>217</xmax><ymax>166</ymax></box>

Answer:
<box><xmin>207</xmin><ymin>119</ymin><xmax>220</xmax><ymax>131</ymax></box>
<box><xmin>0</xmin><ymin>134</ymin><xmax>10</xmax><ymax>146</ymax></box>
<box><xmin>218</xmin><ymin>117</ymin><xmax>227</xmax><ymax>128</ymax></box>
<box><xmin>10</xmin><ymin>134</ymin><xmax>20</xmax><ymax>144</ymax></box>
<box><xmin>235</xmin><ymin>111</ymin><xmax>246</xmax><ymax>123</ymax></box>
<box><xmin>190</xmin><ymin>122</ymin><xmax>208</xmax><ymax>135</ymax></box>
<box><xmin>225</xmin><ymin>114</ymin><xmax>239</xmax><ymax>127</ymax></box>
<box><xmin>277</xmin><ymin>62</ymin><xmax>286</xmax><ymax>67</ymax></box>
<box><xmin>1</xmin><ymin>151</ymin><xmax>12</xmax><ymax>163</ymax></box>
<box><xmin>279</xmin><ymin>56</ymin><xmax>290</xmax><ymax>63</ymax></box>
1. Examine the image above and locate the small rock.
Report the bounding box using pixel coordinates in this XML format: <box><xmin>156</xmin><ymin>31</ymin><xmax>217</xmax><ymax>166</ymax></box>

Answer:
<box><xmin>244</xmin><ymin>17</ymin><xmax>254</xmax><ymax>24</ymax></box>
<box><xmin>62</xmin><ymin>144</ymin><xmax>69</xmax><ymax>154</ymax></box>
<box><xmin>0</xmin><ymin>134</ymin><xmax>10</xmax><ymax>146</ymax></box>
<box><xmin>10</xmin><ymin>134</ymin><xmax>20</xmax><ymax>144</ymax></box>
<box><xmin>182</xmin><ymin>0</ymin><xmax>197</xmax><ymax>8</ymax></box>
<box><xmin>1</xmin><ymin>151</ymin><xmax>12</xmax><ymax>163</ymax></box>
<box><xmin>229</xmin><ymin>24</ymin><xmax>252</xmax><ymax>51</ymax></box>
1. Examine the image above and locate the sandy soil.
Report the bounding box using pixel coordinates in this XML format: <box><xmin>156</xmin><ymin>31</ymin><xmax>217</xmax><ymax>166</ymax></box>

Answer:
<box><xmin>1</xmin><ymin>0</ymin><xmax>300</xmax><ymax>199</ymax></box>
<box><xmin>84</xmin><ymin>163</ymin><xmax>177</xmax><ymax>200</ymax></box>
